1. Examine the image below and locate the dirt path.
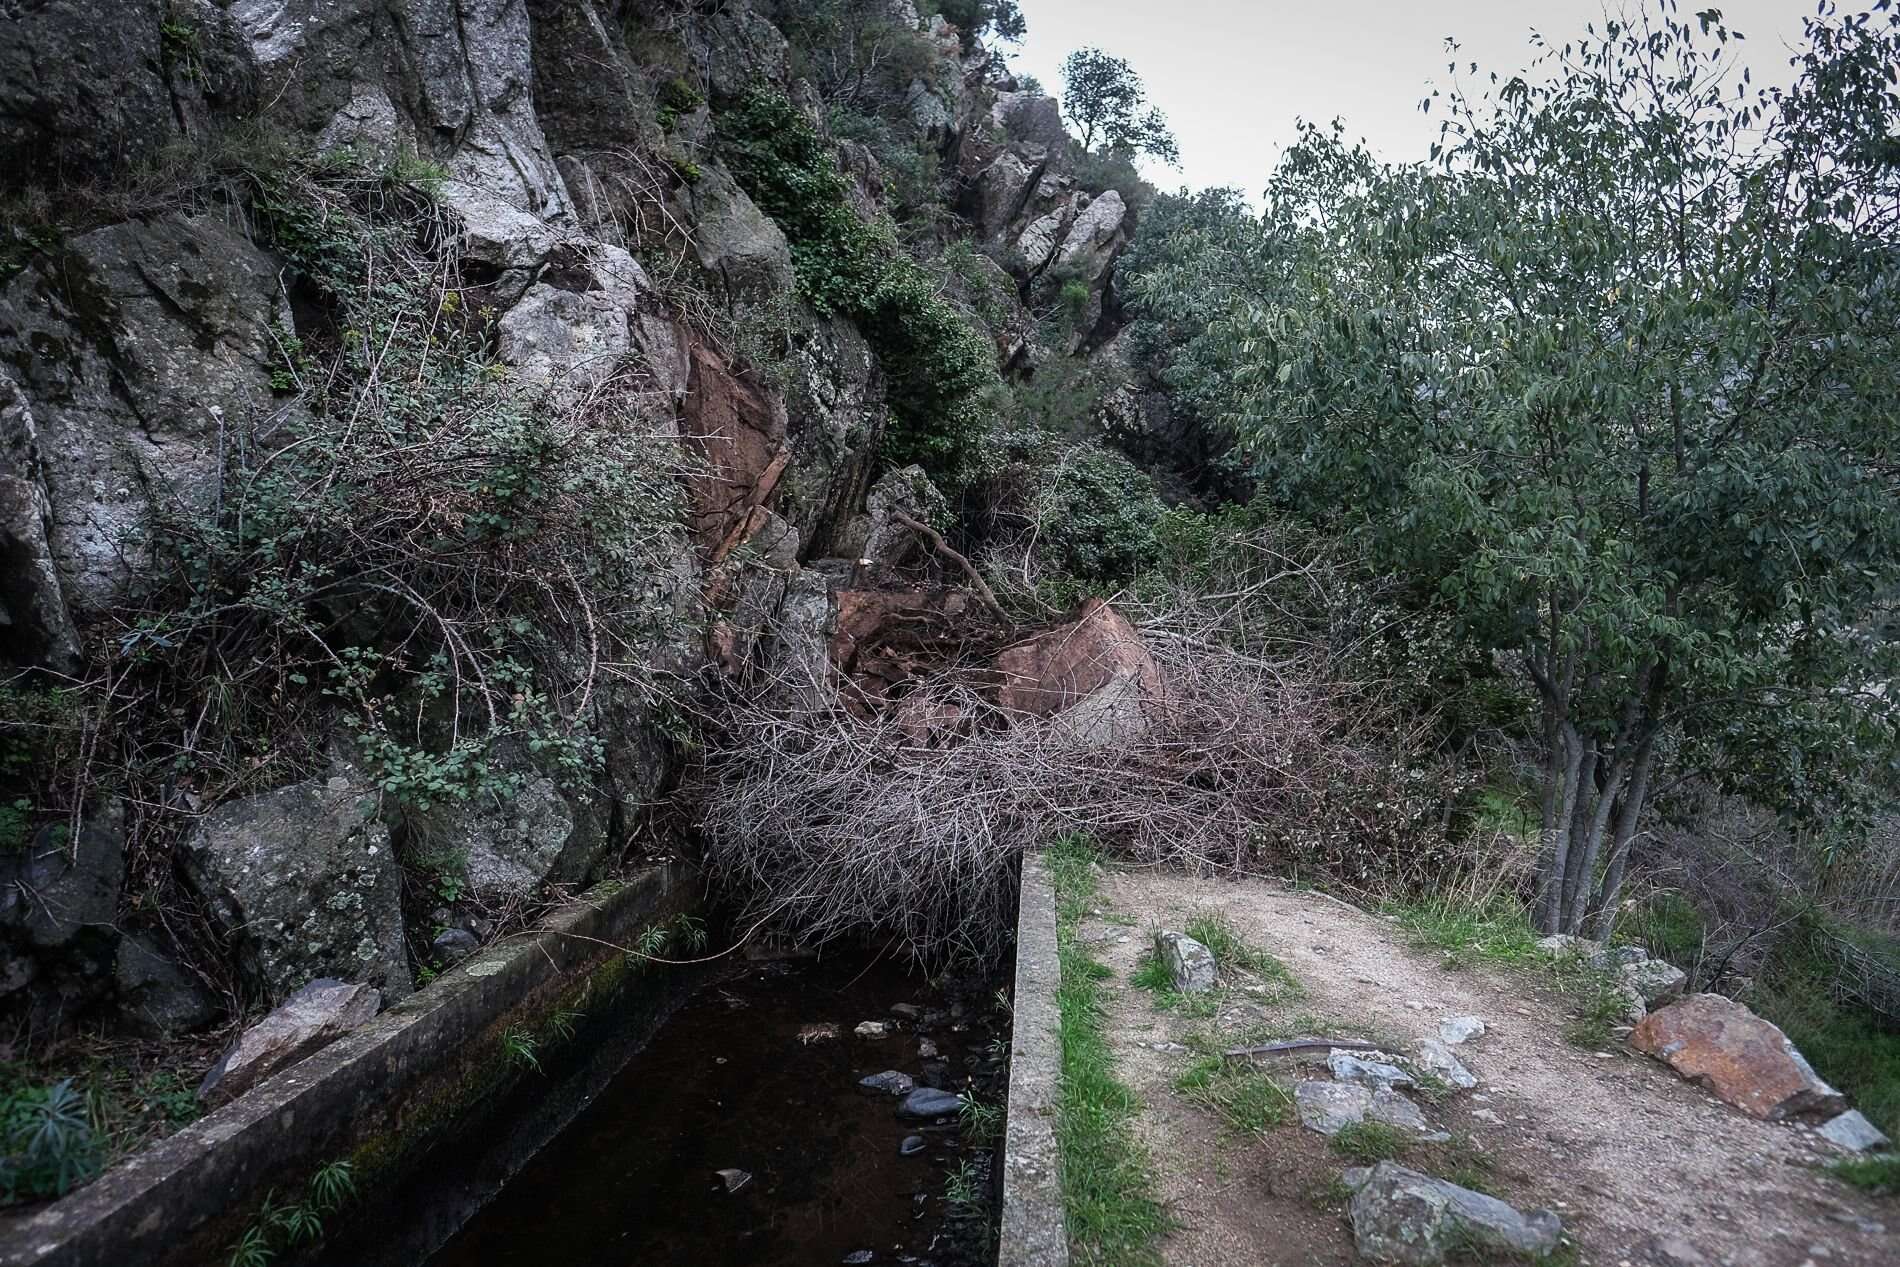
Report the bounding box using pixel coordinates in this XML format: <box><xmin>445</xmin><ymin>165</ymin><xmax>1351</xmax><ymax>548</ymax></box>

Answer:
<box><xmin>1076</xmin><ymin>865</ymin><xmax>1896</xmax><ymax>1267</ymax></box>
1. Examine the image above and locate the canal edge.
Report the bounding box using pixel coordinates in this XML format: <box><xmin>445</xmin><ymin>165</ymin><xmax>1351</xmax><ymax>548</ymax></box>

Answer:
<box><xmin>999</xmin><ymin>849</ymin><xmax>1069</xmax><ymax>1267</ymax></box>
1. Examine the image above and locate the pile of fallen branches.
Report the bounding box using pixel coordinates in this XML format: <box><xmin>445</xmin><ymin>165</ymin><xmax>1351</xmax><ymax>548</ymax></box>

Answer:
<box><xmin>692</xmin><ymin>602</ymin><xmax>1442</xmax><ymax>965</ymax></box>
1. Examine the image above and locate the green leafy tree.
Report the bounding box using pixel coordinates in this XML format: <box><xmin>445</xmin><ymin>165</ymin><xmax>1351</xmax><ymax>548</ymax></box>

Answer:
<box><xmin>1129</xmin><ymin>3</ymin><xmax>1900</xmax><ymax>934</ymax></box>
<box><xmin>1058</xmin><ymin>48</ymin><xmax>1180</xmax><ymax>166</ymax></box>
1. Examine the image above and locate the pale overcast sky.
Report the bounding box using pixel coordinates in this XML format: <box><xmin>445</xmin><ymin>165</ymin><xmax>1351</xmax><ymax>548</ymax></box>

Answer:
<box><xmin>1002</xmin><ymin>1</ymin><xmax>1818</xmax><ymax>198</ymax></box>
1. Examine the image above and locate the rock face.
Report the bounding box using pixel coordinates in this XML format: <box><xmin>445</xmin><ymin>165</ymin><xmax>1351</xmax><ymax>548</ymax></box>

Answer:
<box><xmin>1153</xmin><ymin>930</ymin><xmax>1217</xmax><ymax>993</ymax></box>
<box><xmin>198</xmin><ymin>978</ymin><xmax>382</xmax><ymax>1107</ymax></box>
<box><xmin>0</xmin><ymin>214</ymin><xmax>294</xmax><ymax>619</ymax></box>
<box><xmin>1632</xmin><ymin>993</ymin><xmax>1845</xmax><ymax>1120</ymax></box>
<box><xmin>1344</xmin><ymin>1162</ymin><xmax>1563</xmax><ymax>1265</ymax></box>
<box><xmin>0</xmin><ymin>807</ymin><xmax>124</xmax><ymax>951</ymax></box>
<box><xmin>181</xmin><ymin>774</ymin><xmax>411</xmax><ymax>1001</ymax></box>
<box><xmin>994</xmin><ymin>598</ymin><xmax>1160</xmax><ymax>718</ymax></box>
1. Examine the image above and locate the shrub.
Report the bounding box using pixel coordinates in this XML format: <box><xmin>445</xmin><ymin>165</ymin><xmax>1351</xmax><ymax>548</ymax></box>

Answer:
<box><xmin>0</xmin><ymin>1078</ymin><xmax>103</xmax><ymax>1204</ymax></box>
<box><xmin>719</xmin><ymin>91</ymin><xmax>996</xmax><ymax>483</ymax></box>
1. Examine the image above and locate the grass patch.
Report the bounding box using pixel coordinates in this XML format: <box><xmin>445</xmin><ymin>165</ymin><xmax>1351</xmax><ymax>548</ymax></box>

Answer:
<box><xmin>1827</xmin><ymin>1153</ymin><xmax>1900</xmax><ymax>1194</ymax></box>
<box><xmin>1045</xmin><ymin>837</ymin><xmax>1171</xmax><ymax>1266</ymax></box>
<box><xmin>1130</xmin><ymin>912</ymin><xmax>1303</xmax><ymax>1019</ymax></box>
<box><xmin>1172</xmin><ymin>1055</ymin><xmax>1292</xmax><ymax>1136</ymax></box>
<box><xmin>1750</xmin><ymin>919</ymin><xmax>1900</xmax><ymax>1138</ymax></box>
<box><xmin>1389</xmin><ymin>892</ymin><xmax>1635</xmax><ymax>1049</ymax></box>
<box><xmin>1329</xmin><ymin>1120</ymin><xmax>1412</xmax><ymax>1163</ymax></box>
<box><xmin>1386</xmin><ymin>895</ymin><xmax>1543</xmax><ymax>970</ymax></box>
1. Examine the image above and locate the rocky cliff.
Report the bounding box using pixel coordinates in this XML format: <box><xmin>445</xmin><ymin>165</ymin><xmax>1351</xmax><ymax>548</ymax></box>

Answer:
<box><xmin>0</xmin><ymin>0</ymin><xmax>1161</xmax><ymax>1044</ymax></box>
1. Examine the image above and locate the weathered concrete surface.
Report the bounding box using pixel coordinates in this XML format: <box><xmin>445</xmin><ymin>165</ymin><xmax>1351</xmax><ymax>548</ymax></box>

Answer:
<box><xmin>999</xmin><ymin>851</ymin><xmax>1068</xmax><ymax>1267</ymax></box>
<box><xmin>0</xmin><ymin>865</ymin><xmax>701</xmax><ymax>1267</ymax></box>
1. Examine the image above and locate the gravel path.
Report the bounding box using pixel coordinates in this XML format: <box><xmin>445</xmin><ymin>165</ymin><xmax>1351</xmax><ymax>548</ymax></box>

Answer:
<box><xmin>1076</xmin><ymin>865</ymin><xmax>1896</xmax><ymax>1267</ymax></box>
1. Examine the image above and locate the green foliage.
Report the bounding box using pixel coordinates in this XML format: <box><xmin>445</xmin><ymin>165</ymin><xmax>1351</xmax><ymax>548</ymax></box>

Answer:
<box><xmin>0</xmin><ymin>1078</ymin><xmax>103</xmax><ymax>1203</ymax></box>
<box><xmin>226</xmin><ymin>1159</ymin><xmax>355</xmax><ymax>1266</ymax></box>
<box><xmin>1045</xmin><ymin>837</ymin><xmax>1171</xmax><ymax>1266</ymax></box>
<box><xmin>1752</xmin><ymin>917</ymin><xmax>1900</xmax><ymax>1135</ymax></box>
<box><xmin>1829</xmin><ymin>1153</ymin><xmax>1900</xmax><ymax>1194</ymax></box>
<box><xmin>958</xmin><ymin>1093</ymin><xmax>1003</xmax><ymax>1144</ymax></box>
<box><xmin>719</xmin><ymin>91</ymin><xmax>996</xmax><ymax>483</ymax></box>
<box><xmin>1329</xmin><ymin>1121</ymin><xmax>1412</xmax><ymax>1163</ymax></box>
<box><xmin>1171</xmin><ymin>1056</ymin><xmax>1292</xmax><ymax>1135</ymax></box>
<box><xmin>1058</xmin><ymin>49</ymin><xmax>1180</xmax><ymax>166</ymax></box>
<box><xmin>1127</xmin><ymin>5</ymin><xmax>1900</xmax><ymax>933</ymax></box>
<box><xmin>1032</xmin><ymin>447</ymin><xmax>1168</xmax><ymax>593</ymax></box>
<box><xmin>500</xmin><ymin>1025</ymin><xmax>540</xmax><ymax>1072</ymax></box>
<box><xmin>943</xmin><ymin>1158</ymin><xmax>985</xmax><ymax>1208</ymax></box>
<box><xmin>655</xmin><ymin>76</ymin><xmax>705</xmax><ymax>131</ymax></box>
<box><xmin>1615</xmin><ymin>890</ymin><xmax>1706</xmax><ymax>966</ymax></box>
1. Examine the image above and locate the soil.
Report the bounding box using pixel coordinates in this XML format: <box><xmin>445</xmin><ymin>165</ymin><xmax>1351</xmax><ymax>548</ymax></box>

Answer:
<box><xmin>1078</xmin><ymin>865</ymin><xmax>1897</xmax><ymax>1267</ymax></box>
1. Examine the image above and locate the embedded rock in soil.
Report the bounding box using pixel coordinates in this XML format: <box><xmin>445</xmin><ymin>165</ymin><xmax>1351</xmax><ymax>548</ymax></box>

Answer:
<box><xmin>715</xmin><ymin>1167</ymin><xmax>752</xmax><ymax>1193</ymax></box>
<box><xmin>859</xmin><ymin>1070</ymin><xmax>915</xmax><ymax>1095</ymax></box>
<box><xmin>1438</xmin><ymin>1015</ymin><xmax>1486</xmax><ymax>1045</ymax></box>
<box><xmin>798</xmin><ymin>1023</ymin><xmax>840</xmax><ymax>1044</ymax></box>
<box><xmin>199</xmin><ymin>978</ymin><xmax>381</xmax><ymax>1106</ymax></box>
<box><xmin>994</xmin><ymin>598</ymin><xmax>1161</xmax><ymax>718</ymax></box>
<box><xmin>1329</xmin><ymin>1049</ymin><xmax>1414</xmax><ymax>1090</ymax></box>
<box><xmin>1153</xmin><ymin>929</ymin><xmax>1218</xmax><ymax>993</ymax></box>
<box><xmin>1631</xmin><ymin>993</ymin><xmax>1845</xmax><ymax>1120</ymax></box>
<box><xmin>855</xmin><ymin>1020</ymin><xmax>892</xmax><ymax>1039</ymax></box>
<box><xmin>1413</xmin><ymin>1037</ymin><xmax>1479</xmax><ymax>1090</ymax></box>
<box><xmin>896</xmin><ymin>1087</ymin><xmax>963</xmax><ymax>1119</ymax></box>
<box><xmin>1535</xmin><ymin>933</ymin><xmax>1594</xmax><ymax>958</ymax></box>
<box><xmin>1344</xmin><ymin>1161</ymin><xmax>1562</xmax><ymax>1265</ymax></box>
<box><xmin>1620</xmin><ymin>958</ymin><xmax>1689</xmax><ymax>1005</ymax></box>
<box><xmin>431</xmin><ymin>928</ymin><xmax>480</xmax><ymax>966</ymax></box>
<box><xmin>1818</xmin><ymin>1109</ymin><xmax>1891</xmax><ymax>1152</ymax></box>
<box><xmin>1636</xmin><ymin>1234</ymin><xmax>1716</xmax><ymax>1266</ymax></box>
<box><xmin>899</xmin><ymin>1135</ymin><xmax>926</xmax><ymax>1156</ymax></box>
<box><xmin>1296</xmin><ymin>1081</ymin><xmax>1444</xmax><ymax>1139</ymax></box>
<box><xmin>1297</xmin><ymin>1080</ymin><xmax>1371</xmax><ymax>1135</ymax></box>
<box><xmin>180</xmin><ymin>772</ymin><xmax>411</xmax><ymax>1001</ymax></box>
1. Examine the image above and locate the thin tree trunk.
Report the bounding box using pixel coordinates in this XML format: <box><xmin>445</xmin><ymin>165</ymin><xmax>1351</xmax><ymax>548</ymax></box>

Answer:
<box><xmin>1588</xmin><ymin>738</ymin><xmax>1659</xmax><ymax>941</ymax></box>
<box><xmin>1536</xmin><ymin>722</ymin><xmax>1587</xmax><ymax>935</ymax></box>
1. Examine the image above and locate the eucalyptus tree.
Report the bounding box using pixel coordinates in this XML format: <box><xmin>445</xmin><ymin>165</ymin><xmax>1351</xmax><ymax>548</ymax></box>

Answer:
<box><xmin>1129</xmin><ymin>3</ymin><xmax>1900</xmax><ymax>934</ymax></box>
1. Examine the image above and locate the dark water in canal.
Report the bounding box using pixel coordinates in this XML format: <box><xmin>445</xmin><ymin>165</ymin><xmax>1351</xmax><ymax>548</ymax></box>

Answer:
<box><xmin>427</xmin><ymin>954</ymin><xmax>1005</xmax><ymax>1267</ymax></box>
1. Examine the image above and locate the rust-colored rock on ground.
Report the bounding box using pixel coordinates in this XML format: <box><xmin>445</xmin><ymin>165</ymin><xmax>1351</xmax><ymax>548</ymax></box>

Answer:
<box><xmin>993</xmin><ymin>597</ymin><xmax>1160</xmax><ymax>717</ymax></box>
<box><xmin>1631</xmin><ymin>992</ymin><xmax>1846</xmax><ymax>1120</ymax></box>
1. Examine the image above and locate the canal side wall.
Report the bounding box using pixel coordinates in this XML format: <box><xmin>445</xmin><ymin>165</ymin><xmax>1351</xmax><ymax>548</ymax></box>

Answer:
<box><xmin>999</xmin><ymin>851</ymin><xmax>1069</xmax><ymax>1267</ymax></box>
<box><xmin>0</xmin><ymin>864</ymin><xmax>703</xmax><ymax>1267</ymax></box>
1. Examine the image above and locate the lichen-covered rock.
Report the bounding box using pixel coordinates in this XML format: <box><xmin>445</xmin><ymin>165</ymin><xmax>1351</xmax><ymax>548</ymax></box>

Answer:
<box><xmin>1632</xmin><ymin>993</ymin><xmax>1845</xmax><ymax>1120</ymax></box>
<box><xmin>0</xmin><ymin>374</ymin><xmax>79</xmax><ymax>671</ymax></box>
<box><xmin>778</xmin><ymin>314</ymin><xmax>889</xmax><ymax>558</ymax></box>
<box><xmin>0</xmin><ymin>215</ymin><xmax>294</xmax><ymax>618</ymax></box>
<box><xmin>1153</xmin><ymin>929</ymin><xmax>1217</xmax><ymax>993</ymax></box>
<box><xmin>1620</xmin><ymin>958</ymin><xmax>1688</xmax><ymax>1006</ymax></box>
<box><xmin>1053</xmin><ymin>190</ymin><xmax>1129</xmax><ymax>286</ymax></box>
<box><xmin>671</xmin><ymin>163</ymin><xmax>796</xmax><ymax>304</ymax></box>
<box><xmin>1344</xmin><ymin>1161</ymin><xmax>1563</xmax><ymax>1265</ymax></box>
<box><xmin>198</xmin><ymin>977</ymin><xmax>381</xmax><ymax>1106</ymax></box>
<box><xmin>181</xmin><ymin>774</ymin><xmax>411</xmax><ymax>1001</ymax></box>
<box><xmin>989</xmin><ymin>92</ymin><xmax>1068</xmax><ymax>148</ymax></box>
<box><xmin>1329</xmin><ymin>1049</ymin><xmax>1415</xmax><ymax>1090</ymax></box>
<box><xmin>412</xmin><ymin>774</ymin><xmax>601</xmax><ymax>900</ymax></box>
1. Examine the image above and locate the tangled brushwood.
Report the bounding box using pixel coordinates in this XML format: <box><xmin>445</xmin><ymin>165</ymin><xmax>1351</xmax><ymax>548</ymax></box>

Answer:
<box><xmin>692</xmin><ymin>600</ymin><xmax>1446</xmax><ymax>964</ymax></box>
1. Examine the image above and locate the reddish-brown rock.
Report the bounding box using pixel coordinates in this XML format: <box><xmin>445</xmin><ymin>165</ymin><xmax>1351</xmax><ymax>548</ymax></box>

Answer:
<box><xmin>993</xmin><ymin>598</ymin><xmax>1161</xmax><ymax>718</ymax></box>
<box><xmin>677</xmin><ymin>338</ymin><xmax>789</xmax><ymax>560</ymax></box>
<box><xmin>1631</xmin><ymin>993</ymin><xmax>1845</xmax><ymax>1120</ymax></box>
